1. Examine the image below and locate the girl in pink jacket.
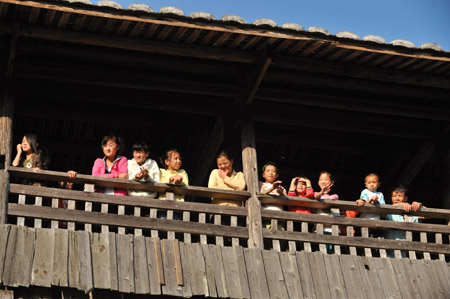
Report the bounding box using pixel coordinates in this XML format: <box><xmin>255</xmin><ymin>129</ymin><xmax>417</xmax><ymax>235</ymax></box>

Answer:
<box><xmin>92</xmin><ymin>135</ymin><xmax>128</xmax><ymax>195</ymax></box>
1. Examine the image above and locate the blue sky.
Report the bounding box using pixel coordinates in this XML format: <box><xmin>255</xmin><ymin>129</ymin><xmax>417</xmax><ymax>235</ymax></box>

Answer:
<box><xmin>110</xmin><ymin>0</ymin><xmax>450</xmax><ymax>51</ymax></box>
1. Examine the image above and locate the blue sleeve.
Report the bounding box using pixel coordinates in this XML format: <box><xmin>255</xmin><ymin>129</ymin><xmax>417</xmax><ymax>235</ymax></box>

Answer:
<box><xmin>386</xmin><ymin>214</ymin><xmax>393</xmax><ymax>221</ymax></box>
<box><xmin>378</xmin><ymin>193</ymin><xmax>385</xmax><ymax>205</ymax></box>
<box><xmin>360</xmin><ymin>189</ymin><xmax>369</xmax><ymax>201</ymax></box>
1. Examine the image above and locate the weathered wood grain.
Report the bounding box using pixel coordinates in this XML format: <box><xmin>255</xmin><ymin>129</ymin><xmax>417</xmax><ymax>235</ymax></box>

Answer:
<box><xmin>309</xmin><ymin>252</ymin><xmax>332</xmax><ymax>298</ymax></box>
<box><xmin>0</xmin><ymin>289</ymin><xmax>13</xmax><ymax>299</ymax></box>
<box><xmin>161</xmin><ymin>239</ymin><xmax>183</xmax><ymax>297</ymax></box>
<box><xmin>339</xmin><ymin>254</ymin><xmax>365</xmax><ymax>299</ymax></box>
<box><xmin>145</xmin><ymin>237</ymin><xmax>162</xmax><ymax>295</ymax></box>
<box><xmin>205</xmin><ymin>243</ymin><xmax>228</xmax><ymax>298</ymax></box>
<box><xmin>133</xmin><ymin>235</ymin><xmax>150</xmax><ymax>294</ymax></box>
<box><xmin>244</xmin><ymin>248</ymin><xmax>270</xmax><ymax>299</ymax></box>
<box><xmin>356</xmin><ymin>256</ymin><xmax>384</xmax><ymax>299</ymax></box>
<box><xmin>301</xmin><ymin>222</ymin><xmax>312</xmax><ymax>252</ymax></box>
<box><xmin>2</xmin><ymin>226</ymin><xmax>35</xmax><ymax>287</ymax></box>
<box><xmin>296</xmin><ymin>251</ymin><xmax>317</xmax><ymax>299</ymax></box>
<box><xmin>0</xmin><ymin>224</ymin><xmax>11</xmax><ymax>284</ymax></box>
<box><xmin>262</xmin><ymin>250</ymin><xmax>288</xmax><ymax>299</ymax></box>
<box><xmin>116</xmin><ymin>233</ymin><xmax>134</xmax><ymax>293</ymax></box>
<box><xmin>201</xmin><ymin>244</ymin><xmax>218</xmax><ymax>298</ymax></box>
<box><xmin>222</xmin><ymin>246</ymin><xmax>250</xmax><ymax>299</ymax></box>
<box><xmin>178</xmin><ymin>242</ymin><xmax>193</xmax><ymax>298</ymax></box>
<box><xmin>68</xmin><ymin>229</ymin><xmax>80</xmax><ymax>289</ymax></box>
<box><xmin>90</xmin><ymin>232</ymin><xmax>111</xmax><ymax>290</ymax></box>
<box><xmin>16</xmin><ymin>194</ymin><xmax>25</xmax><ymax>226</ymax></box>
<box><xmin>78</xmin><ymin>230</ymin><xmax>93</xmax><ymax>293</ymax></box>
<box><xmin>186</xmin><ymin>243</ymin><xmax>208</xmax><ymax>296</ymax></box>
<box><xmin>31</xmin><ymin>228</ymin><xmax>55</xmax><ymax>287</ymax></box>
<box><xmin>52</xmin><ymin>220</ymin><xmax>69</xmax><ymax>287</ymax></box>
<box><xmin>34</xmin><ymin>196</ymin><xmax>42</xmax><ymax>228</ymax></box>
<box><xmin>279</xmin><ymin>252</ymin><xmax>304</xmax><ymax>298</ymax></box>
<box><xmin>108</xmin><ymin>232</ymin><xmax>119</xmax><ymax>291</ymax></box>
<box><xmin>410</xmin><ymin>259</ymin><xmax>435</xmax><ymax>299</ymax></box>
<box><xmin>51</xmin><ymin>198</ymin><xmax>59</xmax><ymax>229</ymax></box>
<box><xmin>367</xmin><ymin>257</ymin><xmax>401</xmax><ymax>299</ymax></box>
<box><xmin>183</xmin><ymin>211</ymin><xmax>191</xmax><ymax>243</ymax></box>
<box><xmin>391</xmin><ymin>258</ymin><xmax>422</xmax><ymax>299</ymax></box>
<box><xmin>323</xmin><ymin>254</ymin><xmax>347</xmax><ymax>299</ymax></box>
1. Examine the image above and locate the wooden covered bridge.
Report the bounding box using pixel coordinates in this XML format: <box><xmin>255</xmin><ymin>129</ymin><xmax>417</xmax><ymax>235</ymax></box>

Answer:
<box><xmin>1</xmin><ymin>0</ymin><xmax>450</xmax><ymax>298</ymax></box>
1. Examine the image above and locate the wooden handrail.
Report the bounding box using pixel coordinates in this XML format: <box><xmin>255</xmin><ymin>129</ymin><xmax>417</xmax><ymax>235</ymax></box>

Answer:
<box><xmin>8</xmin><ymin>167</ymin><xmax>249</xmax><ymax>201</ymax></box>
<box><xmin>259</xmin><ymin>194</ymin><xmax>450</xmax><ymax>220</ymax></box>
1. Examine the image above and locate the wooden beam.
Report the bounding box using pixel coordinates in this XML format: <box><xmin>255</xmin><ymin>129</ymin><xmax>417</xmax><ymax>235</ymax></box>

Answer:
<box><xmin>0</xmin><ymin>22</ymin><xmax>259</xmax><ymax>64</ymax></box>
<box><xmin>254</xmin><ymin>105</ymin><xmax>430</xmax><ymax>139</ymax></box>
<box><xmin>272</xmin><ymin>54</ymin><xmax>450</xmax><ymax>89</ymax></box>
<box><xmin>0</xmin><ymin>90</ymin><xmax>14</xmax><ymax>224</ymax></box>
<box><xmin>263</xmin><ymin>69</ymin><xmax>449</xmax><ymax>101</ymax></box>
<box><xmin>240</xmin><ymin>103</ymin><xmax>263</xmax><ymax>248</ymax></box>
<box><xmin>241</xmin><ymin>48</ymin><xmax>272</xmax><ymax>104</ymax></box>
<box><xmin>256</xmin><ymin>88</ymin><xmax>450</xmax><ymax>121</ymax></box>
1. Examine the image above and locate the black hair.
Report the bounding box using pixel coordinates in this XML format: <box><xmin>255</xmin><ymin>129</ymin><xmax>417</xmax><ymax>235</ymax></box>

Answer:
<box><xmin>262</xmin><ymin>162</ymin><xmax>278</xmax><ymax>173</ymax></box>
<box><xmin>131</xmin><ymin>141</ymin><xmax>150</xmax><ymax>153</ymax></box>
<box><xmin>160</xmin><ymin>148</ymin><xmax>180</xmax><ymax>169</ymax></box>
<box><xmin>216</xmin><ymin>149</ymin><xmax>233</xmax><ymax>161</ymax></box>
<box><xmin>22</xmin><ymin>133</ymin><xmax>49</xmax><ymax>170</ymax></box>
<box><xmin>101</xmin><ymin>135</ymin><xmax>124</xmax><ymax>155</ymax></box>
<box><xmin>365</xmin><ymin>172</ymin><xmax>380</xmax><ymax>182</ymax></box>
<box><xmin>319</xmin><ymin>171</ymin><xmax>333</xmax><ymax>181</ymax></box>
<box><xmin>392</xmin><ymin>185</ymin><xmax>408</xmax><ymax>196</ymax></box>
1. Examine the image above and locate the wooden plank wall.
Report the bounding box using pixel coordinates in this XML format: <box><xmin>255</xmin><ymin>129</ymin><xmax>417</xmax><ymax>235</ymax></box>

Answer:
<box><xmin>1</xmin><ymin>224</ymin><xmax>450</xmax><ymax>298</ymax></box>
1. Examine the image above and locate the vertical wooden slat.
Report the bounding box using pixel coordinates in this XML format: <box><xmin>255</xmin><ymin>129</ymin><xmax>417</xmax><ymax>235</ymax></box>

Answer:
<box><xmin>134</xmin><ymin>207</ymin><xmax>142</xmax><ymax>236</ymax></box>
<box><xmin>406</xmin><ymin>230</ymin><xmax>416</xmax><ymax>259</ymax></box>
<box><xmin>84</xmin><ymin>202</ymin><xmax>92</xmax><ymax>232</ymax></box>
<box><xmin>183</xmin><ymin>211</ymin><xmax>191</xmax><ymax>243</ymax></box>
<box><xmin>91</xmin><ymin>232</ymin><xmax>111</xmax><ymax>290</ymax></box>
<box><xmin>435</xmin><ymin>233</ymin><xmax>446</xmax><ymax>261</ymax></box>
<box><xmin>17</xmin><ymin>194</ymin><xmax>25</xmax><ymax>226</ymax></box>
<box><xmin>214</xmin><ymin>214</ymin><xmax>224</xmax><ymax>246</ymax></box>
<box><xmin>301</xmin><ymin>222</ymin><xmax>311</xmax><ymax>252</ymax></box>
<box><xmin>145</xmin><ymin>237</ymin><xmax>163</xmax><ymax>295</ymax></box>
<box><xmin>279</xmin><ymin>252</ymin><xmax>304</xmax><ymax>298</ymax></box>
<box><xmin>34</xmin><ymin>196</ymin><xmax>42</xmax><ymax>228</ymax></box>
<box><xmin>331</xmin><ymin>224</ymin><xmax>341</xmax><ymax>255</ymax></box>
<box><xmin>295</xmin><ymin>251</ymin><xmax>317</xmax><ymax>299</ymax></box>
<box><xmin>178</xmin><ymin>243</ymin><xmax>193</xmax><ymax>297</ymax></box>
<box><xmin>262</xmin><ymin>250</ymin><xmax>288</xmax><ymax>299</ymax></box>
<box><xmin>166</xmin><ymin>192</ymin><xmax>175</xmax><ymax>240</ymax></box>
<box><xmin>316</xmin><ymin>223</ymin><xmax>327</xmax><ymax>254</ymax></box>
<box><xmin>361</xmin><ymin>227</ymin><xmax>372</xmax><ymax>257</ymax></box>
<box><xmin>287</xmin><ymin>220</ymin><xmax>296</xmax><ymax>253</ymax></box>
<box><xmin>133</xmin><ymin>235</ymin><xmax>150</xmax><ymax>294</ymax></box>
<box><xmin>199</xmin><ymin>213</ymin><xmax>207</xmax><ymax>244</ymax></box>
<box><xmin>51</xmin><ymin>230</ymin><xmax>69</xmax><ymax>288</ymax></box>
<box><xmin>101</xmin><ymin>203</ymin><xmax>109</xmax><ymax>233</ymax></box>
<box><xmin>67</xmin><ymin>200</ymin><xmax>76</xmax><ymax>230</ymax></box>
<box><xmin>51</xmin><ymin>198</ymin><xmax>59</xmax><ymax>228</ymax></box>
<box><xmin>31</xmin><ymin>228</ymin><xmax>55</xmax><ymax>287</ymax></box>
<box><xmin>117</xmin><ymin>234</ymin><xmax>135</xmax><ymax>293</ymax></box>
<box><xmin>271</xmin><ymin>219</ymin><xmax>281</xmax><ymax>252</ymax></box>
<box><xmin>0</xmin><ymin>225</ymin><xmax>11</xmax><ymax>284</ymax></box>
<box><xmin>420</xmin><ymin>232</ymin><xmax>431</xmax><ymax>260</ymax></box>
<box><xmin>346</xmin><ymin>226</ymin><xmax>357</xmax><ymax>256</ymax></box>
<box><xmin>231</xmin><ymin>215</ymin><xmax>239</xmax><ymax>247</ymax></box>
<box><xmin>118</xmin><ymin>205</ymin><xmax>125</xmax><ymax>234</ymax></box>
<box><xmin>150</xmin><ymin>208</ymin><xmax>158</xmax><ymax>237</ymax></box>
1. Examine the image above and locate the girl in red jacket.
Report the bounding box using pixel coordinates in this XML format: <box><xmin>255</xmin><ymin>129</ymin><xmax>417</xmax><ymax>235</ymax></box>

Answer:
<box><xmin>288</xmin><ymin>176</ymin><xmax>314</xmax><ymax>214</ymax></box>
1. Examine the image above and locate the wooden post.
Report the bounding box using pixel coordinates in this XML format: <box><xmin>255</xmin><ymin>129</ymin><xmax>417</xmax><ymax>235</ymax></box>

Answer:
<box><xmin>241</xmin><ymin>103</ymin><xmax>263</xmax><ymax>248</ymax></box>
<box><xmin>0</xmin><ymin>90</ymin><xmax>15</xmax><ymax>224</ymax></box>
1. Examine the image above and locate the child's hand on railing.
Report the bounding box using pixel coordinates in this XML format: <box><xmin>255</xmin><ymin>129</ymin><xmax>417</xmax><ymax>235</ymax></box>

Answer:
<box><xmin>169</xmin><ymin>175</ymin><xmax>183</xmax><ymax>185</ymax></box>
<box><xmin>356</xmin><ymin>199</ymin><xmax>365</xmax><ymax>206</ymax></box>
<box><xmin>118</xmin><ymin>173</ymin><xmax>129</xmax><ymax>179</ymax></box>
<box><xmin>68</xmin><ymin>170</ymin><xmax>77</xmax><ymax>179</ymax></box>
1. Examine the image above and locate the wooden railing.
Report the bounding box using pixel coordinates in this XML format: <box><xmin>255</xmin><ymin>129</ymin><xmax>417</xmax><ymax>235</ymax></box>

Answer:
<box><xmin>5</xmin><ymin>167</ymin><xmax>450</xmax><ymax>261</ymax></box>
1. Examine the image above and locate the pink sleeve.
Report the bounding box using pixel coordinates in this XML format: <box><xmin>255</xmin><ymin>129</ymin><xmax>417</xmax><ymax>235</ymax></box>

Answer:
<box><xmin>92</xmin><ymin>158</ymin><xmax>117</xmax><ymax>178</ymax></box>
<box><xmin>117</xmin><ymin>156</ymin><xmax>128</xmax><ymax>174</ymax></box>
<box><xmin>328</xmin><ymin>194</ymin><xmax>339</xmax><ymax>200</ymax></box>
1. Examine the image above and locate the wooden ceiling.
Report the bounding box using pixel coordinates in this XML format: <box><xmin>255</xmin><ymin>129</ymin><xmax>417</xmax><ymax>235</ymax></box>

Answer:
<box><xmin>1</xmin><ymin>0</ymin><xmax>450</xmax><ymax>209</ymax></box>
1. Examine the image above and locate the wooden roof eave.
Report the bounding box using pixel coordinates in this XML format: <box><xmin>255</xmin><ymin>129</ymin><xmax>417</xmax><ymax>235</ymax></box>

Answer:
<box><xmin>1</xmin><ymin>0</ymin><xmax>450</xmax><ymax>64</ymax></box>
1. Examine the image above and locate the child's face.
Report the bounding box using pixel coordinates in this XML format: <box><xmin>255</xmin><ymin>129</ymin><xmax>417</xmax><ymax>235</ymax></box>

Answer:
<box><xmin>296</xmin><ymin>180</ymin><xmax>307</xmax><ymax>193</ymax></box>
<box><xmin>318</xmin><ymin>173</ymin><xmax>332</xmax><ymax>189</ymax></box>
<box><xmin>392</xmin><ymin>191</ymin><xmax>407</xmax><ymax>205</ymax></box>
<box><xmin>262</xmin><ymin>165</ymin><xmax>278</xmax><ymax>183</ymax></box>
<box><xmin>102</xmin><ymin>139</ymin><xmax>119</xmax><ymax>160</ymax></box>
<box><xmin>133</xmin><ymin>150</ymin><xmax>149</xmax><ymax>166</ymax></box>
<box><xmin>365</xmin><ymin>175</ymin><xmax>380</xmax><ymax>192</ymax></box>
<box><xmin>217</xmin><ymin>156</ymin><xmax>233</xmax><ymax>175</ymax></box>
<box><xmin>166</xmin><ymin>152</ymin><xmax>181</xmax><ymax>170</ymax></box>
<box><xmin>21</xmin><ymin>136</ymin><xmax>32</xmax><ymax>154</ymax></box>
